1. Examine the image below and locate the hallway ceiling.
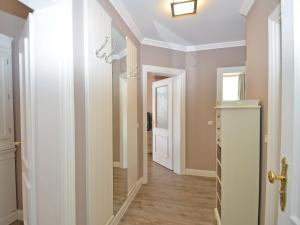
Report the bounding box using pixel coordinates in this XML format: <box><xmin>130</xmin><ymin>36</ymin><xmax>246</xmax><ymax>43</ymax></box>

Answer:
<box><xmin>110</xmin><ymin>0</ymin><xmax>247</xmax><ymax>50</ymax></box>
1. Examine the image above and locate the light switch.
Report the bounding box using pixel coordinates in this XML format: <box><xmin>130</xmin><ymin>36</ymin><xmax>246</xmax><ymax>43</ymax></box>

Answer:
<box><xmin>208</xmin><ymin>121</ymin><xmax>214</xmax><ymax>126</ymax></box>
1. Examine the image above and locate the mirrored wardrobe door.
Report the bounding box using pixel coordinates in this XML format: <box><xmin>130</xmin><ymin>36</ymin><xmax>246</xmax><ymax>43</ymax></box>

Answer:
<box><xmin>111</xmin><ymin>25</ymin><xmax>128</xmax><ymax>215</ymax></box>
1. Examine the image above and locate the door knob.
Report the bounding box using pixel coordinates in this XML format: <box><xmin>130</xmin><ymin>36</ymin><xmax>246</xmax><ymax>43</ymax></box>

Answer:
<box><xmin>267</xmin><ymin>157</ymin><xmax>288</xmax><ymax>211</ymax></box>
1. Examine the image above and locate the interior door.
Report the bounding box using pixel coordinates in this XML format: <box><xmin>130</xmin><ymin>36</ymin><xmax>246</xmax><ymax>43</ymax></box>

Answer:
<box><xmin>19</xmin><ymin>14</ymin><xmax>36</xmax><ymax>225</ymax></box>
<box><xmin>268</xmin><ymin>1</ymin><xmax>300</xmax><ymax>224</ymax></box>
<box><xmin>152</xmin><ymin>78</ymin><xmax>173</xmax><ymax>170</ymax></box>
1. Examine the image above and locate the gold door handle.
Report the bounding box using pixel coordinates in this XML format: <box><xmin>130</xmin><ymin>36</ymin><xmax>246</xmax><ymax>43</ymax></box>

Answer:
<box><xmin>268</xmin><ymin>157</ymin><xmax>288</xmax><ymax>211</ymax></box>
<box><xmin>268</xmin><ymin>171</ymin><xmax>286</xmax><ymax>183</ymax></box>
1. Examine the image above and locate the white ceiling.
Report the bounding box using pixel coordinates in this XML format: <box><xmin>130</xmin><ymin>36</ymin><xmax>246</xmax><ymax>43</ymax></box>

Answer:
<box><xmin>110</xmin><ymin>0</ymin><xmax>249</xmax><ymax>51</ymax></box>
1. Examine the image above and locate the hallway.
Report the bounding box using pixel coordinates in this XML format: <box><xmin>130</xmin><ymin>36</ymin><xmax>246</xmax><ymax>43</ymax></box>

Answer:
<box><xmin>119</xmin><ymin>155</ymin><xmax>216</xmax><ymax>225</ymax></box>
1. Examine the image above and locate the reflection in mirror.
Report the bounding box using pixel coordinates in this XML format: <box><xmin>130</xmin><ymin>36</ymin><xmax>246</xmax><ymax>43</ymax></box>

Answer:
<box><xmin>217</xmin><ymin>67</ymin><xmax>246</xmax><ymax>101</ymax></box>
<box><xmin>112</xmin><ymin>25</ymin><xmax>127</xmax><ymax>215</ymax></box>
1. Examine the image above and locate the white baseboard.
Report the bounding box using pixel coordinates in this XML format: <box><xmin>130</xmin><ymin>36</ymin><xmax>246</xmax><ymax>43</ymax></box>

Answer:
<box><xmin>185</xmin><ymin>168</ymin><xmax>216</xmax><ymax>178</ymax></box>
<box><xmin>109</xmin><ymin>178</ymin><xmax>143</xmax><ymax>225</ymax></box>
<box><xmin>113</xmin><ymin>161</ymin><xmax>121</xmax><ymax>168</ymax></box>
<box><xmin>17</xmin><ymin>210</ymin><xmax>23</xmax><ymax>221</ymax></box>
<box><xmin>214</xmin><ymin>208</ymin><xmax>221</xmax><ymax>225</ymax></box>
<box><xmin>0</xmin><ymin>210</ymin><xmax>18</xmax><ymax>225</ymax></box>
<box><xmin>141</xmin><ymin>176</ymin><xmax>147</xmax><ymax>185</ymax></box>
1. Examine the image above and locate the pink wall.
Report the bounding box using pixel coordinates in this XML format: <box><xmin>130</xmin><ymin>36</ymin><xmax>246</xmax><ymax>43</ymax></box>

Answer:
<box><xmin>141</xmin><ymin>45</ymin><xmax>246</xmax><ymax>171</ymax></box>
<box><xmin>246</xmin><ymin>0</ymin><xmax>280</xmax><ymax>224</ymax></box>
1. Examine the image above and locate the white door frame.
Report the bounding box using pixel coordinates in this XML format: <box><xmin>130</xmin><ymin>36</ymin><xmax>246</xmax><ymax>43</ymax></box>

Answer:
<box><xmin>265</xmin><ymin>4</ymin><xmax>281</xmax><ymax>225</ymax></box>
<box><xmin>142</xmin><ymin>65</ymin><xmax>186</xmax><ymax>183</ymax></box>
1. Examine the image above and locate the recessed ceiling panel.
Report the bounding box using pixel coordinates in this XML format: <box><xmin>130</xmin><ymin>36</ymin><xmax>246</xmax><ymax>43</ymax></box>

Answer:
<box><xmin>120</xmin><ymin>0</ymin><xmax>246</xmax><ymax>46</ymax></box>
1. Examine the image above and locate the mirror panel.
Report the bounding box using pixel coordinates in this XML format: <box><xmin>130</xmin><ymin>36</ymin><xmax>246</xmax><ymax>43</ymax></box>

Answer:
<box><xmin>112</xmin><ymin>25</ymin><xmax>127</xmax><ymax>215</ymax></box>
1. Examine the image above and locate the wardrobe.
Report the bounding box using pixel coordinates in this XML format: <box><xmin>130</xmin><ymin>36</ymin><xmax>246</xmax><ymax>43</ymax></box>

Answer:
<box><xmin>0</xmin><ymin>33</ymin><xmax>17</xmax><ymax>224</ymax></box>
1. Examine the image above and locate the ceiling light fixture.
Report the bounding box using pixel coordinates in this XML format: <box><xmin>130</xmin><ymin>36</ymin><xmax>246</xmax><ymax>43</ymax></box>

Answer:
<box><xmin>171</xmin><ymin>0</ymin><xmax>197</xmax><ymax>17</ymax></box>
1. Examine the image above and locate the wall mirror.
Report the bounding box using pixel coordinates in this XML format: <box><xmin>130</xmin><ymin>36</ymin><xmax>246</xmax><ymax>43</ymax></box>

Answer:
<box><xmin>112</xmin><ymin>24</ymin><xmax>128</xmax><ymax>215</ymax></box>
<box><xmin>217</xmin><ymin>66</ymin><xmax>246</xmax><ymax>101</ymax></box>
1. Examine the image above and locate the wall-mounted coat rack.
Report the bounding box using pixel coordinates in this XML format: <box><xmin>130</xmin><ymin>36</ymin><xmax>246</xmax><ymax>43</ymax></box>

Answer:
<box><xmin>95</xmin><ymin>35</ymin><xmax>116</xmax><ymax>64</ymax></box>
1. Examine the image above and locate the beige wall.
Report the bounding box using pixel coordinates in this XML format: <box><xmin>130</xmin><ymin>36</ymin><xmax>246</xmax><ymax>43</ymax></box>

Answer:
<box><xmin>141</xmin><ymin>45</ymin><xmax>246</xmax><ymax>171</ymax></box>
<box><xmin>246</xmin><ymin>0</ymin><xmax>280</xmax><ymax>224</ymax></box>
<box><xmin>0</xmin><ymin>9</ymin><xmax>25</xmax><ymax>210</ymax></box>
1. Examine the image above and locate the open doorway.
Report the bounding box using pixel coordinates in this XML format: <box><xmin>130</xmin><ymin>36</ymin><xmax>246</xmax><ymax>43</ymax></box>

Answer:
<box><xmin>142</xmin><ymin>65</ymin><xmax>186</xmax><ymax>183</ymax></box>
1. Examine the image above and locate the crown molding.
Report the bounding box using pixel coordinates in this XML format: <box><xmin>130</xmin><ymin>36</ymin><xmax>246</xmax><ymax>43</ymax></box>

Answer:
<box><xmin>186</xmin><ymin>40</ymin><xmax>246</xmax><ymax>52</ymax></box>
<box><xmin>109</xmin><ymin>0</ymin><xmax>143</xmax><ymax>42</ymax></box>
<box><xmin>142</xmin><ymin>38</ymin><xmax>187</xmax><ymax>52</ymax></box>
<box><xmin>240</xmin><ymin>0</ymin><xmax>256</xmax><ymax>16</ymax></box>
<box><xmin>142</xmin><ymin>38</ymin><xmax>246</xmax><ymax>52</ymax></box>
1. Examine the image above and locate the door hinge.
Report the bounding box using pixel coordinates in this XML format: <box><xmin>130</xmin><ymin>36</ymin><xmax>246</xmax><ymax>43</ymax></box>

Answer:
<box><xmin>6</xmin><ymin>59</ymin><xmax>9</xmax><ymax>65</ymax></box>
<box><xmin>8</xmin><ymin>93</ymin><xmax>10</xmax><ymax>99</ymax></box>
<box><xmin>9</xmin><ymin>128</ymin><xmax>12</xmax><ymax>134</ymax></box>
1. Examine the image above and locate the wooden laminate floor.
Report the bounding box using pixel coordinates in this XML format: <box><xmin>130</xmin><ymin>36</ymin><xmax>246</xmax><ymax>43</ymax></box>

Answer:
<box><xmin>10</xmin><ymin>221</ymin><xmax>23</xmax><ymax>225</ymax></box>
<box><xmin>119</xmin><ymin>155</ymin><xmax>217</xmax><ymax>225</ymax></box>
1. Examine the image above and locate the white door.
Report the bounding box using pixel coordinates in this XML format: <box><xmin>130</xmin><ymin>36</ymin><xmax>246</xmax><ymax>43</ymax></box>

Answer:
<box><xmin>268</xmin><ymin>1</ymin><xmax>300</xmax><ymax>224</ymax></box>
<box><xmin>19</xmin><ymin>14</ymin><xmax>36</xmax><ymax>225</ymax></box>
<box><xmin>152</xmin><ymin>78</ymin><xmax>173</xmax><ymax>170</ymax></box>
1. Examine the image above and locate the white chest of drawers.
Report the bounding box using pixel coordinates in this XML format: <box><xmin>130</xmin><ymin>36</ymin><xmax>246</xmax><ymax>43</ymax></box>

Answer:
<box><xmin>215</xmin><ymin>100</ymin><xmax>261</xmax><ymax>225</ymax></box>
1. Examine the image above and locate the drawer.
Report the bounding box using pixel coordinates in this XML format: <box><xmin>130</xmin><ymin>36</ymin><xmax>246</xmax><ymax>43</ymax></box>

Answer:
<box><xmin>217</xmin><ymin>145</ymin><xmax>221</xmax><ymax>163</ymax></box>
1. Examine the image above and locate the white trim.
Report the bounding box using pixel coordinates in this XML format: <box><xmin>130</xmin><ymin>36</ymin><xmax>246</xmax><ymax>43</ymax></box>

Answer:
<box><xmin>142</xmin><ymin>38</ymin><xmax>187</xmax><ymax>52</ymax></box>
<box><xmin>109</xmin><ymin>0</ymin><xmax>143</xmax><ymax>42</ymax></box>
<box><xmin>0</xmin><ymin>211</ymin><xmax>18</xmax><ymax>225</ymax></box>
<box><xmin>185</xmin><ymin>169</ymin><xmax>216</xmax><ymax>178</ymax></box>
<box><xmin>142</xmin><ymin>38</ymin><xmax>246</xmax><ymax>52</ymax></box>
<box><xmin>240</xmin><ymin>0</ymin><xmax>256</xmax><ymax>16</ymax></box>
<box><xmin>265</xmin><ymin>4</ymin><xmax>281</xmax><ymax>225</ymax></box>
<box><xmin>214</xmin><ymin>208</ymin><xmax>221</xmax><ymax>225</ymax></box>
<box><xmin>186</xmin><ymin>40</ymin><xmax>246</xmax><ymax>52</ymax></box>
<box><xmin>113</xmin><ymin>161</ymin><xmax>121</xmax><ymax>168</ymax></box>
<box><xmin>109</xmin><ymin>178</ymin><xmax>143</xmax><ymax>225</ymax></box>
<box><xmin>17</xmin><ymin>210</ymin><xmax>24</xmax><ymax>221</ymax></box>
<box><xmin>142</xmin><ymin>65</ymin><xmax>186</xmax><ymax>183</ymax></box>
<box><xmin>105</xmin><ymin>215</ymin><xmax>114</xmax><ymax>225</ymax></box>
